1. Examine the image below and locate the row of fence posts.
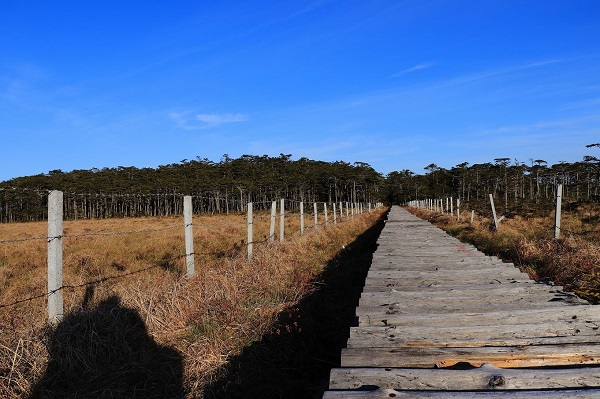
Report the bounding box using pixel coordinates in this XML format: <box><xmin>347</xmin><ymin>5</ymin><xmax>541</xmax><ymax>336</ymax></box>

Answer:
<box><xmin>246</xmin><ymin>200</ymin><xmax>382</xmax><ymax>260</ymax></box>
<box><xmin>407</xmin><ymin>185</ymin><xmax>564</xmax><ymax>239</ymax></box>
<box><xmin>407</xmin><ymin>197</ymin><xmax>461</xmax><ymax>218</ymax></box>
<box><xmin>46</xmin><ymin>190</ymin><xmax>382</xmax><ymax>323</ymax></box>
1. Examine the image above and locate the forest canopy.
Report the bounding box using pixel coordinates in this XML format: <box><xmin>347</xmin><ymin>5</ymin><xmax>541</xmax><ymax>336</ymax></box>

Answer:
<box><xmin>0</xmin><ymin>154</ymin><xmax>383</xmax><ymax>222</ymax></box>
<box><xmin>385</xmin><ymin>154</ymin><xmax>600</xmax><ymax>217</ymax></box>
<box><xmin>2</xmin><ymin>152</ymin><xmax>600</xmax><ymax>222</ymax></box>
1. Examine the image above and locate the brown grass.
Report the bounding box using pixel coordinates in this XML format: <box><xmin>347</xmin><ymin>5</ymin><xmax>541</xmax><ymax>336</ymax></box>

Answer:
<box><xmin>406</xmin><ymin>204</ymin><xmax>600</xmax><ymax>304</ymax></box>
<box><xmin>0</xmin><ymin>209</ymin><xmax>385</xmax><ymax>398</ymax></box>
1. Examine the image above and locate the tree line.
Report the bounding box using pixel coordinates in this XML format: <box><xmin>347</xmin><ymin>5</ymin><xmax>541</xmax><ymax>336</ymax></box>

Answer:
<box><xmin>0</xmin><ymin>154</ymin><xmax>383</xmax><ymax>222</ymax></box>
<box><xmin>4</xmin><ymin>149</ymin><xmax>600</xmax><ymax>223</ymax></box>
<box><xmin>385</xmin><ymin>147</ymin><xmax>600</xmax><ymax>218</ymax></box>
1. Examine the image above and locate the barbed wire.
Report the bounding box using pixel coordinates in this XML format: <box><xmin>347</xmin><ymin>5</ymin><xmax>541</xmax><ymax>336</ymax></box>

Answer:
<box><xmin>551</xmin><ymin>225</ymin><xmax>600</xmax><ymax>237</ymax></box>
<box><xmin>0</xmin><ymin>230</ymin><xmax>266</xmax><ymax>310</ymax></box>
<box><xmin>0</xmin><ymin>207</ymin><xmax>375</xmax><ymax>308</ymax></box>
<box><xmin>0</xmin><ymin>235</ymin><xmax>49</xmax><ymax>244</ymax></box>
<box><xmin>0</xmin><ymin>225</ymin><xmax>181</xmax><ymax>245</ymax></box>
<box><xmin>0</xmin><ymin>214</ymin><xmax>308</xmax><ymax>244</ymax></box>
<box><xmin>0</xmin><ymin>219</ymin><xmax>252</xmax><ymax>245</ymax></box>
<box><xmin>411</xmin><ymin>204</ymin><xmax>600</xmax><ymax>241</ymax></box>
<box><xmin>0</xmin><ymin>252</ymin><xmax>189</xmax><ymax>310</ymax></box>
<box><xmin>194</xmin><ymin>221</ymin><xmax>246</xmax><ymax>227</ymax></box>
<box><xmin>251</xmin><ymin>237</ymin><xmax>271</xmax><ymax>245</ymax></box>
<box><xmin>66</xmin><ymin>225</ymin><xmax>182</xmax><ymax>239</ymax></box>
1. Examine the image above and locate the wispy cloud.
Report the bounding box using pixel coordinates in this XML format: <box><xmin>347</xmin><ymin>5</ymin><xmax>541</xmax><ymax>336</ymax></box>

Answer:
<box><xmin>473</xmin><ymin>114</ymin><xmax>600</xmax><ymax>137</ymax></box>
<box><xmin>327</xmin><ymin>57</ymin><xmax>575</xmax><ymax>112</ymax></box>
<box><xmin>454</xmin><ymin>115</ymin><xmax>600</xmax><ymax>164</ymax></box>
<box><xmin>438</xmin><ymin>58</ymin><xmax>566</xmax><ymax>88</ymax></box>
<box><xmin>391</xmin><ymin>61</ymin><xmax>435</xmax><ymax>77</ymax></box>
<box><xmin>196</xmin><ymin>113</ymin><xmax>247</xmax><ymax>125</ymax></box>
<box><xmin>0</xmin><ymin>63</ymin><xmax>48</xmax><ymax>105</ymax></box>
<box><xmin>248</xmin><ymin>0</ymin><xmax>335</xmax><ymax>34</ymax></box>
<box><xmin>169</xmin><ymin>111</ymin><xmax>248</xmax><ymax>129</ymax></box>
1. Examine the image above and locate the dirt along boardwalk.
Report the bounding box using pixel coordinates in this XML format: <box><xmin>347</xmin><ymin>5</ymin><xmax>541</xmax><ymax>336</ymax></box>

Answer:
<box><xmin>323</xmin><ymin>206</ymin><xmax>600</xmax><ymax>398</ymax></box>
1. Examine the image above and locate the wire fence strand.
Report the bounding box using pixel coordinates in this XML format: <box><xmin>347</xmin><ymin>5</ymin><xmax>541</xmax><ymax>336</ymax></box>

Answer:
<box><xmin>0</xmin><ymin>253</ymin><xmax>187</xmax><ymax>310</ymax></box>
<box><xmin>0</xmin><ymin>202</ymin><xmax>378</xmax><ymax>311</ymax></box>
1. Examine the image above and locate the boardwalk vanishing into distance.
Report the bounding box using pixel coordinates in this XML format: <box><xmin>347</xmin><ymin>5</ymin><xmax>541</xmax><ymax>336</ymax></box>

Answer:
<box><xmin>323</xmin><ymin>206</ymin><xmax>600</xmax><ymax>398</ymax></box>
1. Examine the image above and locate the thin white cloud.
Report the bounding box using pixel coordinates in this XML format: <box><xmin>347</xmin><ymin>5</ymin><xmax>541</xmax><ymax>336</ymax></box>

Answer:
<box><xmin>391</xmin><ymin>61</ymin><xmax>436</xmax><ymax>77</ymax></box>
<box><xmin>325</xmin><ymin>57</ymin><xmax>576</xmax><ymax>112</ymax></box>
<box><xmin>245</xmin><ymin>0</ymin><xmax>336</xmax><ymax>35</ymax></box>
<box><xmin>196</xmin><ymin>113</ymin><xmax>247</xmax><ymax>125</ymax></box>
<box><xmin>0</xmin><ymin>63</ymin><xmax>48</xmax><ymax>105</ymax></box>
<box><xmin>473</xmin><ymin>114</ymin><xmax>600</xmax><ymax>137</ymax></box>
<box><xmin>438</xmin><ymin>58</ymin><xmax>566</xmax><ymax>88</ymax></box>
<box><xmin>169</xmin><ymin>111</ymin><xmax>248</xmax><ymax>129</ymax></box>
<box><xmin>55</xmin><ymin>109</ymin><xmax>92</xmax><ymax>129</ymax></box>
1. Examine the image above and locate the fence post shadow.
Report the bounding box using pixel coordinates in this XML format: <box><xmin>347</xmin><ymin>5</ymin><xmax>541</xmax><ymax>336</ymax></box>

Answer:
<box><xmin>204</xmin><ymin>210</ymin><xmax>388</xmax><ymax>399</ymax></box>
<box><xmin>29</xmin><ymin>294</ymin><xmax>184</xmax><ymax>399</ymax></box>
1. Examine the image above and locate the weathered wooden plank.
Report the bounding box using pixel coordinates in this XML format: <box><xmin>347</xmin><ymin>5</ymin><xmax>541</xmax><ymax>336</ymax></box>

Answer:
<box><xmin>347</xmin><ymin>333</ymin><xmax>600</xmax><ymax>348</ymax></box>
<box><xmin>369</xmin><ymin>261</ymin><xmax>515</xmax><ymax>269</ymax></box>
<box><xmin>356</xmin><ymin>303</ymin><xmax>587</xmax><ymax>318</ymax></box>
<box><xmin>363</xmin><ymin>277</ymin><xmax>528</xmax><ymax>287</ymax></box>
<box><xmin>360</xmin><ymin>282</ymin><xmax>562</xmax><ymax>293</ymax></box>
<box><xmin>365</xmin><ymin>270</ymin><xmax>528</xmax><ymax>280</ymax></box>
<box><xmin>353</xmin><ymin>306</ymin><xmax>600</xmax><ymax>327</ymax></box>
<box><xmin>373</xmin><ymin>246</ymin><xmax>480</xmax><ymax>251</ymax></box>
<box><xmin>373</xmin><ymin>245</ymin><xmax>484</xmax><ymax>250</ymax></box>
<box><xmin>369</xmin><ymin>262</ymin><xmax>519</xmax><ymax>272</ymax></box>
<box><xmin>355</xmin><ymin>301</ymin><xmax>588</xmax><ymax>315</ymax></box>
<box><xmin>358</xmin><ymin>290</ymin><xmax>578</xmax><ymax>305</ymax></box>
<box><xmin>340</xmin><ymin>344</ymin><xmax>600</xmax><ymax>368</ymax></box>
<box><xmin>357</xmin><ymin>296</ymin><xmax>587</xmax><ymax>311</ymax></box>
<box><xmin>329</xmin><ymin>364</ymin><xmax>600</xmax><ymax>390</ymax></box>
<box><xmin>370</xmin><ymin>254</ymin><xmax>487</xmax><ymax>260</ymax></box>
<box><xmin>371</xmin><ymin>258</ymin><xmax>510</xmax><ymax>264</ymax></box>
<box><xmin>372</xmin><ymin>249</ymin><xmax>498</xmax><ymax>255</ymax></box>
<box><xmin>371</xmin><ymin>248</ymin><xmax>480</xmax><ymax>254</ymax></box>
<box><xmin>348</xmin><ymin>323</ymin><xmax>600</xmax><ymax>347</ymax></box>
<box><xmin>323</xmin><ymin>388</ymin><xmax>600</xmax><ymax>398</ymax></box>
<box><xmin>360</xmin><ymin>285</ymin><xmax>568</xmax><ymax>296</ymax></box>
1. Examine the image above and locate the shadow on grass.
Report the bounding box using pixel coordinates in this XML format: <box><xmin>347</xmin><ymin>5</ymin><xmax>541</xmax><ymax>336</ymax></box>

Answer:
<box><xmin>29</xmin><ymin>294</ymin><xmax>184</xmax><ymax>399</ymax></box>
<box><xmin>204</xmin><ymin>211</ymin><xmax>389</xmax><ymax>399</ymax></box>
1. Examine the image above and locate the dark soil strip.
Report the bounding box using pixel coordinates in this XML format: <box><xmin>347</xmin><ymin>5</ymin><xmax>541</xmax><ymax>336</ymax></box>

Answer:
<box><xmin>204</xmin><ymin>211</ymin><xmax>388</xmax><ymax>399</ymax></box>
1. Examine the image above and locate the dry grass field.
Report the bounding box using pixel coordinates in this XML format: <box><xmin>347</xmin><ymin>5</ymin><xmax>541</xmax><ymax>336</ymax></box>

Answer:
<box><xmin>407</xmin><ymin>203</ymin><xmax>600</xmax><ymax>304</ymax></box>
<box><xmin>0</xmin><ymin>208</ymin><xmax>386</xmax><ymax>398</ymax></box>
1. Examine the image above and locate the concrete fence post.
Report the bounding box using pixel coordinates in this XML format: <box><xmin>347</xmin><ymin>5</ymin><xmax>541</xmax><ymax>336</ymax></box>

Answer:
<box><xmin>47</xmin><ymin>190</ymin><xmax>64</xmax><ymax>323</ymax></box>
<box><xmin>489</xmin><ymin>194</ymin><xmax>499</xmax><ymax>230</ymax></box>
<box><xmin>300</xmin><ymin>201</ymin><xmax>305</xmax><ymax>236</ymax></box>
<box><xmin>555</xmin><ymin>184</ymin><xmax>563</xmax><ymax>239</ymax></box>
<box><xmin>279</xmin><ymin>199</ymin><xmax>285</xmax><ymax>242</ymax></box>
<box><xmin>269</xmin><ymin>200</ymin><xmax>276</xmax><ymax>242</ymax></box>
<box><xmin>333</xmin><ymin>203</ymin><xmax>337</xmax><ymax>225</ymax></box>
<box><xmin>247</xmin><ymin>202</ymin><xmax>253</xmax><ymax>260</ymax></box>
<box><xmin>183</xmin><ymin>196</ymin><xmax>195</xmax><ymax>278</ymax></box>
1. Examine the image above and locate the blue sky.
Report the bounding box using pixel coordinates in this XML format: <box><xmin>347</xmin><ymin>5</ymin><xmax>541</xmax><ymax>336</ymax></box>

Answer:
<box><xmin>2</xmin><ymin>0</ymin><xmax>600</xmax><ymax>181</ymax></box>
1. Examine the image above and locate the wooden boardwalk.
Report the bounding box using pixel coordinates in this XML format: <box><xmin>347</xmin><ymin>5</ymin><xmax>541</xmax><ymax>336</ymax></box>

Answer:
<box><xmin>323</xmin><ymin>206</ymin><xmax>600</xmax><ymax>398</ymax></box>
